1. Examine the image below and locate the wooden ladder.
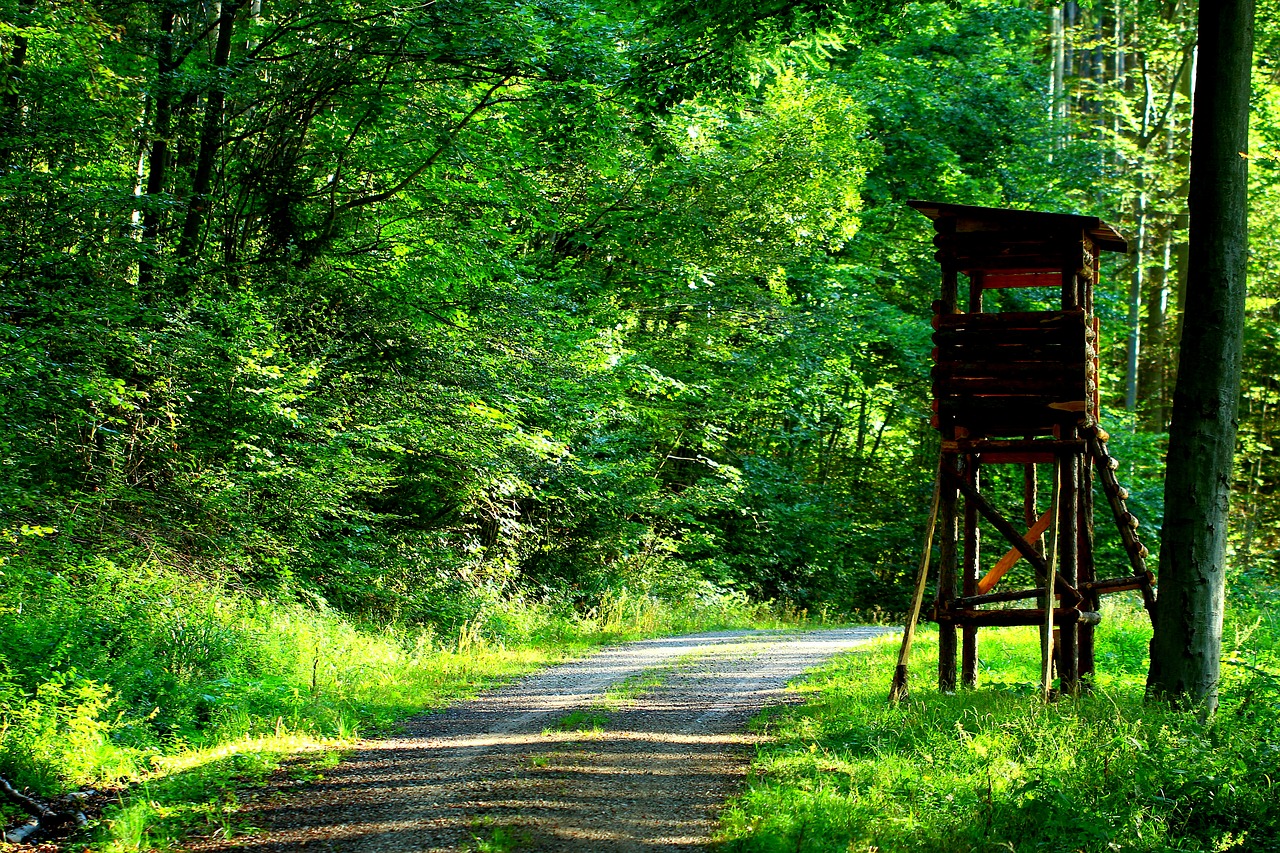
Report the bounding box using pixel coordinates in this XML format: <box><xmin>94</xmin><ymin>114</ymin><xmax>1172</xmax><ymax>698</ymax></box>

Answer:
<box><xmin>1083</xmin><ymin>427</ymin><xmax>1157</xmax><ymax>619</ymax></box>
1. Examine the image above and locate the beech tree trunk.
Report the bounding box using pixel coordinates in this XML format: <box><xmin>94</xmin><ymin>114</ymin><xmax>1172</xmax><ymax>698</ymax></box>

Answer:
<box><xmin>1147</xmin><ymin>0</ymin><xmax>1254</xmax><ymax>712</ymax></box>
<box><xmin>138</xmin><ymin>7</ymin><xmax>176</xmax><ymax>293</ymax></box>
<box><xmin>175</xmin><ymin>0</ymin><xmax>245</xmax><ymax>286</ymax></box>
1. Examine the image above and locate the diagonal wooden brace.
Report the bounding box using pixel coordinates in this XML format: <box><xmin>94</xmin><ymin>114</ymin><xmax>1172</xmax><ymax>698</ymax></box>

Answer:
<box><xmin>941</xmin><ymin>464</ymin><xmax>1082</xmax><ymax>606</ymax></box>
<box><xmin>976</xmin><ymin>508</ymin><xmax>1052</xmax><ymax>594</ymax></box>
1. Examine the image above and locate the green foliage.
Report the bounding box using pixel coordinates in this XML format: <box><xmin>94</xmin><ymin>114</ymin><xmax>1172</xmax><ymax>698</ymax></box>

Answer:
<box><xmin>3</xmin><ymin>0</ymin><xmax>1280</xmax><ymax>841</ymax></box>
<box><xmin>0</xmin><ymin>0</ymin><xmax>931</xmax><ymax>627</ymax></box>
<box><xmin>718</xmin><ymin>606</ymin><xmax>1280</xmax><ymax>853</ymax></box>
<box><xmin>0</xmin><ymin>671</ymin><xmax>134</xmax><ymax>794</ymax></box>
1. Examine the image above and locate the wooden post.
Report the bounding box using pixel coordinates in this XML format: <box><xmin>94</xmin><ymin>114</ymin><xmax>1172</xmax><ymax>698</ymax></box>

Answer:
<box><xmin>968</xmin><ymin>271</ymin><xmax>984</xmax><ymax>313</ymax></box>
<box><xmin>937</xmin><ymin>453</ymin><xmax>960</xmax><ymax>693</ymax></box>
<box><xmin>889</xmin><ymin>468</ymin><xmax>944</xmax><ymax>704</ymax></box>
<box><xmin>936</xmin><ymin>217</ymin><xmax>959</xmax><ymax>695</ymax></box>
<box><xmin>1033</xmin><ymin>458</ymin><xmax>1050</xmax><ymax>685</ymax></box>
<box><xmin>962</xmin><ymin>456</ymin><xmax>980</xmax><ymax>688</ymax></box>
<box><xmin>1024</xmin><ymin>454</ymin><xmax>1039</xmax><ymax>540</ymax></box>
<box><xmin>1024</xmin><ymin>450</ymin><xmax>1040</xmax><ymax>687</ymax></box>
<box><xmin>1042</xmin><ymin>460</ymin><xmax>1061</xmax><ymax>701</ymax></box>
<box><xmin>1057</xmin><ymin>441</ymin><xmax>1080</xmax><ymax>694</ymax></box>
<box><xmin>1078</xmin><ymin>447</ymin><xmax>1097</xmax><ymax>681</ymax></box>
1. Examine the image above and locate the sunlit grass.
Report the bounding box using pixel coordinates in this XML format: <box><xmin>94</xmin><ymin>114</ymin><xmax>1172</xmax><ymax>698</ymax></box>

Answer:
<box><xmin>719</xmin><ymin>601</ymin><xmax>1280</xmax><ymax>853</ymax></box>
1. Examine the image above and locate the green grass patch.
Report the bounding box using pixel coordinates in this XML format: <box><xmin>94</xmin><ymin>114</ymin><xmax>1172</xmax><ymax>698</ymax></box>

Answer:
<box><xmin>544</xmin><ymin>709</ymin><xmax>610</xmax><ymax>735</ymax></box>
<box><xmin>718</xmin><ymin>603</ymin><xmax>1280</xmax><ymax>853</ymax></box>
<box><xmin>467</xmin><ymin>816</ymin><xmax>532</xmax><ymax>852</ymax></box>
<box><xmin>603</xmin><ymin>667</ymin><xmax>670</xmax><ymax>707</ymax></box>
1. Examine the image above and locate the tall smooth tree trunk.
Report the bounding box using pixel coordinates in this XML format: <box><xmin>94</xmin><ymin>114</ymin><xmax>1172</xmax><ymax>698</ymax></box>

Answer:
<box><xmin>1138</xmin><ymin>223</ymin><xmax>1173</xmax><ymax>429</ymax></box>
<box><xmin>1147</xmin><ymin>0</ymin><xmax>1254</xmax><ymax>712</ymax></box>
<box><xmin>138</xmin><ymin>7</ymin><xmax>176</xmax><ymax>294</ymax></box>
<box><xmin>1126</xmin><ymin>64</ymin><xmax>1153</xmax><ymax>414</ymax></box>
<box><xmin>175</xmin><ymin>0</ymin><xmax>244</xmax><ymax>288</ymax></box>
<box><xmin>1050</xmin><ymin>4</ymin><xmax>1066</xmax><ymax>147</ymax></box>
<box><xmin>1170</xmin><ymin>43</ymin><xmax>1196</xmax><ymax>358</ymax></box>
<box><xmin>1126</xmin><ymin>180</ymin><xmax>1146</xmax><ymax>412</ymax></box>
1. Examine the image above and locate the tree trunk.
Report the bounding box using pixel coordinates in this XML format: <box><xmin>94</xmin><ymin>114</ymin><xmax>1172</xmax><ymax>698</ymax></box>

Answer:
<box><xmin>1125</xmin><ymin>61</ymin><xmax>1155</xmax><ymax>413</ymax></box>
<box><xmin>1049</xmin><ymin>4</ymin><xmax>1066</xmax><ymax>147</ymax></box>
<box><xmin>1147</xmin><ymin>0</ymin><xmax>1253</xmax><ymax>712</ymax></box>
<box><xmin>175</xmin><ymin>0</ymin><xmax>244</xmax><ymax>286</ymax></box>
<box><xmin>138</xmin><ymin>6</ymin><xmax>176</xmax><ymax>293</ymax></box>
<box><xmin>1138</xmin><ymin>222</ymin><xmax>1172</xmax><ymax>429</ymax></box>
<box><xmin>1125</xmin><ymin>184</ymin><xmax>1145</xmax><ymax>411</ymax></box>
<box><xmin>0</xmin><ymin>0</ymin><xmax>35</xmax><ymax>173</ymax></box>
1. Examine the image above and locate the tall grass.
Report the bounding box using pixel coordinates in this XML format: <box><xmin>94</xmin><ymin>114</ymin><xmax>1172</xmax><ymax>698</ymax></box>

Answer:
<box><xmin>718</xmin><ymin>602</ymin><xmax>1280</xmax><ymax>853</ymax></box>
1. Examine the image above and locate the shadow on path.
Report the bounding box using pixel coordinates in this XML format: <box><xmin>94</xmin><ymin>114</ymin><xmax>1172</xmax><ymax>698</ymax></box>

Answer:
<box><xmin>195</xmin><ymin>628</ymin><xmax>894</xmax><ymax>852</ymax></box>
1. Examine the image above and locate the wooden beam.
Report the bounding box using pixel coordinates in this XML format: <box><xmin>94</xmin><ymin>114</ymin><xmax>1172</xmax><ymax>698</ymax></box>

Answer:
<box><xmin>954</xmin><ymin>586</ymin><xmax>1046</xmax><ymax>608</ymax></box>
<box><xmin>937</xmin><ymin>453</ymin><xmax>959</xmax><ymax>693</ymax></box>
<box><xmin>1078</xmin><ymin>452</ymin><xmax>1097</xmax><ymax>681</ymax></box>
<box><xmin>1058</xmin><ymin>447</ymin><xmax>1080</xmax><ymax>694</ymax></box>
<box><xmin>933</xmin><ymin>361</ymin><xmax>1087</xmax><ymax>381</ymax></box>
<box><xmin>934</xmin><ymin>608</ymin><xmax>1102</xmax><ymax>627</ymax></box>
<box><xmin>933</xmin><ymin>309</ymin><xmax>1086</xmax><ymax>330</ymax></box>
<box><xmin>1082</xmin><ymin>574</ymin><xmax>1156</xmax><ymax>595</ymax></box>
<box><xmin>889</xmin><ymin>466</ymin><xmax>944</xmax><ymax>704</ymax></box>
<box><xmin>1041</xmin><ymin>458</ymin><xmax>1061</xmax><ymax>701</ymax></box>
<box><xmin>972</xmin><ymin>451</ymin><xmax>1056</xmax><ymax>465</ymax></box>
<box><xmin>975</xmin><ymin>508</ymin><xmax>1053</xmax><ymax>594</ymax></box>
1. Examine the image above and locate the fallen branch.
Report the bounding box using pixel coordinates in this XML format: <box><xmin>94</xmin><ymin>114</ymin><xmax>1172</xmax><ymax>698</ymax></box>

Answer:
<box><xmin>0</xmin><ymin>775</ymin><xmax>89</xmax><ymax>844</ymax></box>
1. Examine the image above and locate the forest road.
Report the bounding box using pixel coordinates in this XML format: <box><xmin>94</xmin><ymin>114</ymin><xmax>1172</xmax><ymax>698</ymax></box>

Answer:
<box><xmin>193</xmin><ymin>627</ymin><xmax>893</xmax><ymax>853</ymax></box>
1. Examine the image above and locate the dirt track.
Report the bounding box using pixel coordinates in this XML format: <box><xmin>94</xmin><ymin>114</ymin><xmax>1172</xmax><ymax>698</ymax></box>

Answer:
<box><xmin>193</xmin><ymin>627</ymin><xmax>892</xmax><ymax>852</ymax></box>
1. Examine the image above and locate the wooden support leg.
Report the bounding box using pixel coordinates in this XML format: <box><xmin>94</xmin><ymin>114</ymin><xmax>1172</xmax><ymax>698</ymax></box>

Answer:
<box><xmin>938</xmin><ymin>453</ymin><xmax>960</xmax><ymax>693</ymax></box>
<box><xmin>962</xmin><ymin>456</ymin><xmax>980</xmax><ymax>688</ymax></box>
<box><xmin>1058</xmin><ymin>449</ymin><xmax>1080</xmax><ymax>695</ymax></box>
<box><xmin>889</xmin><ymin>467</ymin><xmax>944</xmax><ymax>704</ymax></box>
<box><xmin>1041</xmin><ymin>459</ymin><xmax>1060</xmax><ymax>702</ymax></box>
<box><xmin>1052</xmin><ymin>628</ymin><xmax>1063</xmax><ymax>677</ymax></box>
<box><xmin>1078</xmin><ymin>449</ymin><xmax>1097</xmax><ymax>682</ymax></box>
<box><xmin>1024</xmin><ymin>457</ymin><xmax>1038</xmax><ymax>536</ymax></box>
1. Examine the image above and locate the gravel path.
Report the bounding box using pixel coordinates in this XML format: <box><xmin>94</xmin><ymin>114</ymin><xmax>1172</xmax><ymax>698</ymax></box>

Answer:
<box><xmin>195</xmin><ymin>627</ymin><xmax>893</xmax><ymax>852</ymax></box>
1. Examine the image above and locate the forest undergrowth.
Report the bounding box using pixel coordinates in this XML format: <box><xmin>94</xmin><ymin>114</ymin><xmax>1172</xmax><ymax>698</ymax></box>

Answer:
<box><xmin>718</xmin><ymin>596</ymin><xmax>1280</xmax><ymax>853</ymax></box>
<box><xmin>0</xmin><ymin>545</ymin><xmax>791</xmax><ymax>850</ymax></box>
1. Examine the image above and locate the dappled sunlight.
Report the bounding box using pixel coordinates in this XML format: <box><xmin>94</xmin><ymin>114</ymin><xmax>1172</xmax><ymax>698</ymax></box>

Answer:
<box><xmin>184</xmin><ymin>629</ymin><xmax>889</xmax><ymax>852</ymax></box>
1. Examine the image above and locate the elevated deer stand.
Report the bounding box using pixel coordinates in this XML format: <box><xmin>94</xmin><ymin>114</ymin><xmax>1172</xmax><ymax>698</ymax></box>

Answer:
<box><xmin>891</xmin><ymin>201</ymin><xmax>1156</xmax><ymax>702</ymax></box>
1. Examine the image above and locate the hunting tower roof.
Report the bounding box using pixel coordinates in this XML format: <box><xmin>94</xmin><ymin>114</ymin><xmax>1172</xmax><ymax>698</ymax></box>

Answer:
<box><xmin>907</xmin><ymin>200</ymin><xmax>1127</xmax><ymax>253</ymax></box>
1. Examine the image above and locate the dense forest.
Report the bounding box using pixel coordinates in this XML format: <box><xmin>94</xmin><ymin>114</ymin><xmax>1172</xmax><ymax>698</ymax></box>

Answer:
<box><xmin>2</xmin><ymin>0</ymin><xmax>1280</xmax><ymax>833</ymax></box>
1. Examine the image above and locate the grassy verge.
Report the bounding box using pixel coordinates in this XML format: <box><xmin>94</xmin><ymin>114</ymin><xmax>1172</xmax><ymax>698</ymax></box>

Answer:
<box><xmin>0</xmin><ymin>556</ymin><xmax>789</xmax><ymax>850</ymax></box>
<box><xmin>717</xmin><ymin>603</ymin><xmax>1280</xmax><ymax>853</ymax></box>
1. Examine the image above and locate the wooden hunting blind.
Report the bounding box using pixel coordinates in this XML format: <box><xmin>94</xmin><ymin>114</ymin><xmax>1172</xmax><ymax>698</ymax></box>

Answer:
<box><xmin>899</xmin><ymin>200</ymin><xmax>1156</xmax><ymax>697</ymax></box>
